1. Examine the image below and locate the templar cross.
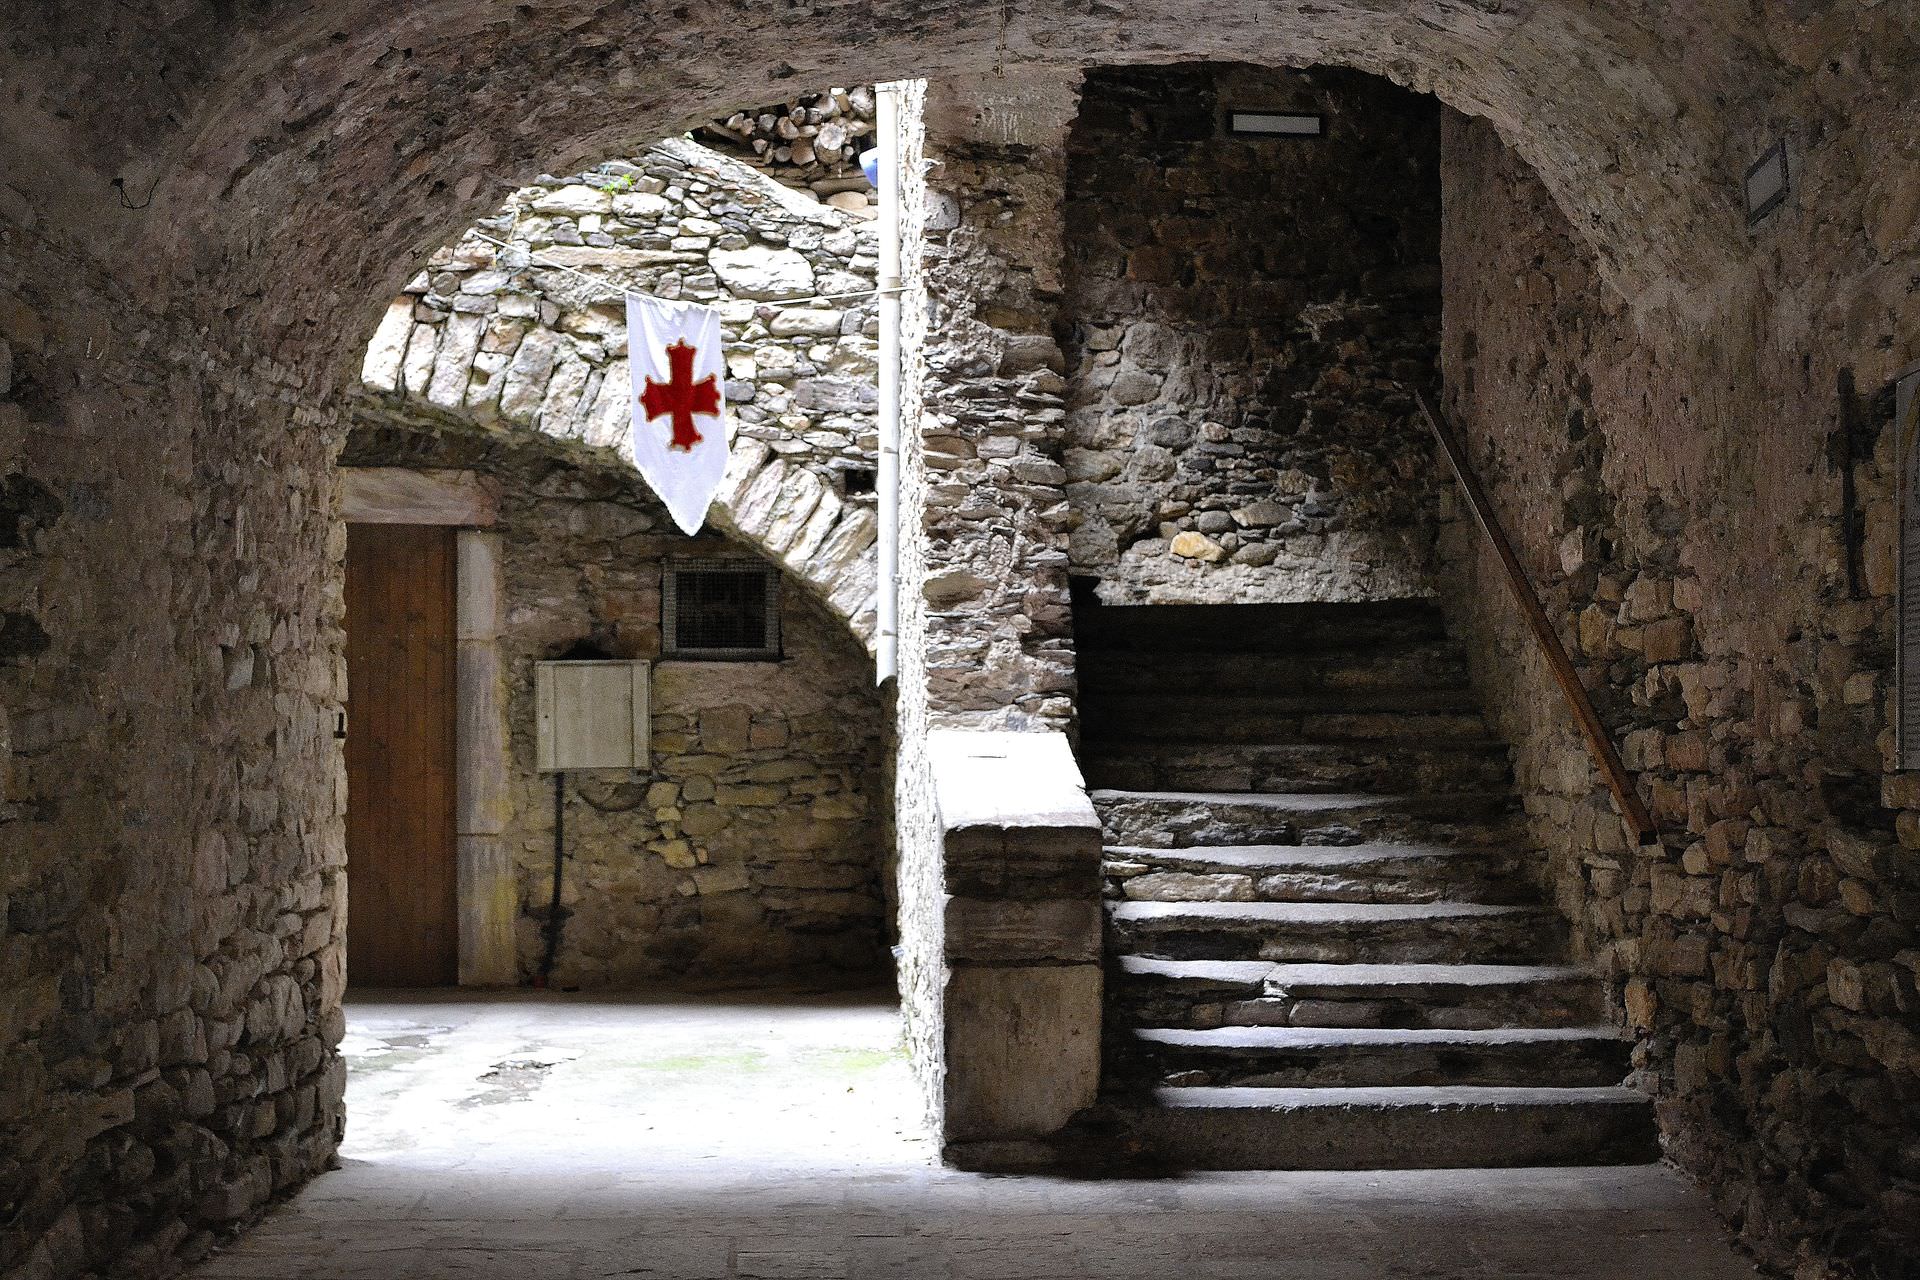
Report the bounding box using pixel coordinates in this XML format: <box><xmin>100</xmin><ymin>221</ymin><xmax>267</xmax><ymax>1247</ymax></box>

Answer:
<box><xmin>640</xmin><ymin>339</ymin><xmax>722</xmax><ymax>451</ymax></box>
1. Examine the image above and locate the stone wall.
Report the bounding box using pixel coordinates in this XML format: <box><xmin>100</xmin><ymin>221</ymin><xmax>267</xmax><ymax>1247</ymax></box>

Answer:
<box><xmin>7</xmin><ymin>0</ymin><xmax>1920</xmax><ymax>1274</ymax></box>
<box><xmin>910</xmin><ymin>80</ymin><xmax>1083</xmax><ymax>732</ymax></box>
<box><xmin>358</xmin><ymin>138</ymin><xmax>883</xmax><ymax>646</ymax></box>
<box><xmin>1062</xmin><ymin>65</ymin><xmax>1444</xmax><ymax>605</ymax></box>
<box><xmin>1436</xmin><ymin>114</ymin><xmax>1920</xmax><ymax>1277</ymax></box>
<box><xmin>345</xmin><ymin>421</ymin><xmax>891</xmax><ymax>990</ymax></box>
<box><xmin>888</xmin><ymin>78</ymin><xmax>948</xmax><ymax>1129</ymax></box>
<box><xmin>0</xmin><ymin>252</ymin><xmax>345</xmax><ymax>1273</ymax></box>
<box><xmin>344</xmin><ymin>128</ymin><xmax>902</xmax><ymax>990</ymax></box>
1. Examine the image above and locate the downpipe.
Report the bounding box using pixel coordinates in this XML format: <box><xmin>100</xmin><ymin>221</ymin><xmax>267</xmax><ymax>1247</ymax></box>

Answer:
<box><xmin>875</xmin><ymin>83</ymin><xmax>903</xmax><ymax>686</ymax></box>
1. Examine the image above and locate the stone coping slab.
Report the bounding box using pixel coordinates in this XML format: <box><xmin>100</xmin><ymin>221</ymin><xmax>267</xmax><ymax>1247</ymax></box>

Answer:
<box><xmin>929</xmin><ymin>729</ymin><xmax>1100</xmax><ymax>836</ymax></box>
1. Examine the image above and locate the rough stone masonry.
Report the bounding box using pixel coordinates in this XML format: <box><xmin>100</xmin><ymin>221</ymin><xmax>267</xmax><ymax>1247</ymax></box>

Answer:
<box><xmin>2</xmin><ymin>2</ymin><xmax>1920</xmax><ymax>1278</ymax></box>
<box><xmin>349</xmin><ymin>136</ymin><xmax>894</xmax><ymax>987</ymax></box>
<box><xmin>344</xmin><ymin>422</ymin><xmax>893</xmax><ymax>989</ymax></box>
<box><xmin>358</xmin><ymin>137</ymin><xmax>886</xmax><ymax>642</ymax></box>
<box><xmin>1063</xmin><ymin>65</ymin><xmax>1445</xmax><ymax>606</ymax></box>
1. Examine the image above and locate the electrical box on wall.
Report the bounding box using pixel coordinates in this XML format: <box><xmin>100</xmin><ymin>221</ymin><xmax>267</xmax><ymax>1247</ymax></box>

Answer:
<box><xmin>534</xmin><ymin>660</ymin><xmax>650</xmax><ymax>772</ymax></box>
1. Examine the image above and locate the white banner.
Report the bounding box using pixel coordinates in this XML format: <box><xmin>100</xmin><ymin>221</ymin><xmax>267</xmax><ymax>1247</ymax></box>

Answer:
<box><xmin>626</xmin><ymin>293</ymin><xmax>730</xmax><ymax>535</ymax></box>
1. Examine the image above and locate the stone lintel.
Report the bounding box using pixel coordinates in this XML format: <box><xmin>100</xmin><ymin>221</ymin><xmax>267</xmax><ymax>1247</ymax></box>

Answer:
<box><xmin>340</xmin><ymin>466</ymin><xmax>498</xmax><ymax>526</ymax></box>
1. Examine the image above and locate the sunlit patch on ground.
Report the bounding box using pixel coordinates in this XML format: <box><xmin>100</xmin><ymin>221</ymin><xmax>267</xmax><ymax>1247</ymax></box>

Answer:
<box><xmin>191</xmin><ymin>991</ymin><xmax>1755</xmax><ymax>1280</ymax></box>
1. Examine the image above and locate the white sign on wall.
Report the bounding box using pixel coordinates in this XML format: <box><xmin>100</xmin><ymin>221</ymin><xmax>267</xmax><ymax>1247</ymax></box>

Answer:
<box><xmin>1897</xmin><ymin>366</ymin><xmax>1920</xmax><ymax>770</ymax></box>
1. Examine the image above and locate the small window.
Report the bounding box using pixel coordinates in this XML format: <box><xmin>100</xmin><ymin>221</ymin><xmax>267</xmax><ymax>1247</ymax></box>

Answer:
<box><xmin>663</xmin><ymin>560</ymin><xmax>782</xmax><ymax>660</ymax></box>
<box><xmin>839</xmin><ymin>466</ymin><xmax>878</xmax><ymax>497</ymax></box>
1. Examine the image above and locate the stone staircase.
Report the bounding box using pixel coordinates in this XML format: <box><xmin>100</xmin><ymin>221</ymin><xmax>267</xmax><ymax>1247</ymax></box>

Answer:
<box><xmin>1075</xmin><ymin>600</ymin><xmax>1657</xmax><ymax>1169</ymax></box>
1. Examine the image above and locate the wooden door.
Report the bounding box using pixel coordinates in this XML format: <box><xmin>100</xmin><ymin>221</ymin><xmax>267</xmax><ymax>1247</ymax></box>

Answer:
<box><xmin>346</xmin><ymin>523</ymin><xmax>458</xmax><ymax>986</ymax></box>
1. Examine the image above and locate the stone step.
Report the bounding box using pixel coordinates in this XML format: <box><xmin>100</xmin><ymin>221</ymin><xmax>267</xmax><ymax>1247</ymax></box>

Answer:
<box><xmin>1104</xmin><ymin>842</ymin><xmax>1525</xmax><ymax>904</ymax></box>
<box><xmin>1103</xmin><ymin>1085</ymin><xmax>1659</xmax><ymax>1169</ymax></box>
<box><xmin>1092</xmin><ymin>789</ymin><xmax>1519</xmax><ymax>849</ymax></box>
<box><xmin>1076</xmin><ymin>645</ymin><xmax>1470</xmax><ymax>696</ymax></box>
<box><xmin>1074</xmin><ymin>600</ymin><xmax>1450</xmax><ymax>656</ymax></box>
<box><xmin>1260</xmin><ymin>961</ymin><xmax>1602</xmax><ymax>1028</ymax></box>
<box><xmin>1080</xmin><ymin>738</ymin><xmax>1512</xmax><ymax>797</ymax></box>
<box><xmin>1110</xmin><ymin>957</ymin><xmax>1601</xmax><ymax>1030</ymax></box>
<box><xmin>1108</xmin><ymin>956</ymin><xmax>1274</xmax><ymax>1029</ymax></box>
<box><xmin>1081</xmin><ymin>690</ymin><xmax>1488</xmax><ymax>745</ymax></box>
<box><xmin>1119</xmin><ymin>1025</ymin><xmax>1630</xmax><ymax>1088</ymax></box>
<box><xmin>1107</xmin><ymin>900</ymin><xmax>1567</xmax><ymax>964</ymax></box>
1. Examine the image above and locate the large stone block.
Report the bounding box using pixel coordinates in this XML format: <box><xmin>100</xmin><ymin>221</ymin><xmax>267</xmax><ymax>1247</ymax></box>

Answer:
<box><xmin>943</xmin><ymin>898</ymin><xmax>1101</xmax><ymax>964</ymax></box>
<box><xmin>710</xmin><ymin>246</ymin><xmax>817</xmax><ymax>300</ymax></box>
<box><xmin>943</xmin><ymin>963</ymin><xmax>1102</xmax><ymax>1142</ymax></box>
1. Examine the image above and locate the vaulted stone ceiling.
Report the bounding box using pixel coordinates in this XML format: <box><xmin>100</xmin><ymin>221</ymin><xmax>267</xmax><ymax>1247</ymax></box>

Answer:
<box><xmin>9</xmin><ymin>0</ymin><xmax>1888</xmax><ymax>368</ymax></box>
<box><xmin>3</xmin><ymin>4</ymin><xmax>1917</xmax><ymax>1278</ymax></box>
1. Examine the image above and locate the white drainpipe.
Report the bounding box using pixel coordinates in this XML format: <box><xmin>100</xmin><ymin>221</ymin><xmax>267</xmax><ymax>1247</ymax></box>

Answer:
<box><xmin>875</xmin><ymin>83</ymin><xmax>903</xmax><ymax>685</ymax></box>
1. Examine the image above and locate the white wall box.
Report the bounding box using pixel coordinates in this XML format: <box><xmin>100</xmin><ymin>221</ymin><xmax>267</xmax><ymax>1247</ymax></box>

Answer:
<box><xmin>534</xmin><ymin>660</ymin><xmax>651</xmax><ymax>772</ymax></box>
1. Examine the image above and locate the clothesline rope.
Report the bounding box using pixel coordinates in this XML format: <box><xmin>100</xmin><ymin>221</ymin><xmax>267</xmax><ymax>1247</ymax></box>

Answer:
<box><xmin>461</xmin><ymin>229</ymin><xmax>901</xmax><ymax>308</ymax></box>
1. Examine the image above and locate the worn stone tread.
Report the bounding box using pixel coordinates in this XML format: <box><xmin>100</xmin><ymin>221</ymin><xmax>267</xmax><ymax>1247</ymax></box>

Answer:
<box><xmin>1108</xmin><ymin>898</ymin><xmax>1567</xmax><ymax>965</ymax></box>
<box><xmin>1109</xmin><ymin>900</ymin><xmax>1535</xmax><ymax>924</ymax></box>
<box><xmin>1094</xmin><ymin>788</ymin><xmax>1522</xmax><ymax>850</ymax></box>
<box><xmin>1081</xmin><ymin>736</ymin><xmax>1509</xmax><ymax>761</ymax></box>
<box><xmin>1127</xmin><ymin>1024</ymin><xmax>1633</xmax><ymax>1084</ymax></box>
<box><xmin>1136</xmin><ymin>1024</ymin><xmax>1624</xmax><ymax>1050</ymax></box>
<box><xmin>1080</xmin><ymin>738</ymin><xmax>1515</xmax><ymax>796</ymax></box>
<box><xmin>1148</xmin><ymin>1083</ymin><xmax>1650</xmax><ymax>1110</ymax></box>
<box><xmin>1107</xmin><ymin>842</ymin><xmax>1490</xmax><ymax>873</ymax></box>
<box><xmin>1088</xmin><ymin>709</ymin><xmax>1492</xmax><ymax>744</ymax></box>
<box><xmin>1074</xmin><ymin>601</ymin><xmax>1450</xmax><ymax>654</ymax></box>
<box><xmin>1114</xmin><ymin>956</ymin><xmax>1277</xmax><ymax>984</ymax></box>
<box><xmin>1110</xmin><ymin>1084</ymin><xmax>1660</xmax><ymax>1169</ymax></box>
<box><xmin>1092</xmin><ymin>788</ymin><xmax>1510</xmax><ymax>811</ymax></box>
<box><xmin>1086</xmin><ymin>687</ymin><xmax>1483</xmax><ymax>715</ymax></box>
<box><xmin>1264</xmin><ymin>960</ymin><xmax>1588</xmax><ymax>990</ymax></box>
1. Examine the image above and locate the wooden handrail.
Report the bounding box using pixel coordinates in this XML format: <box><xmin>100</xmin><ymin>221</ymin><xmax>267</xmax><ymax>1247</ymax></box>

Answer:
<box><xmin>1416</xmin><ymin>388</ymin><xmax>1659</xmax><ymax>848</ymax></box>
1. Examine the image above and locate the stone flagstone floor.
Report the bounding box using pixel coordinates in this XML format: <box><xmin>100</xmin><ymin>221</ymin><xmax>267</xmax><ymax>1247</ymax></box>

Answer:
<box><xmin>189</xmin><ymin>991</ymin><xmax>1762</xmax><ymax>1279</ymax></box>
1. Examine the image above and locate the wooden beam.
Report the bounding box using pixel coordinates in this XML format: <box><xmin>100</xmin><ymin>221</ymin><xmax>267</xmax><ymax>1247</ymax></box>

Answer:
<box><xmin>1417</xmin><ymin>389</ymin><xmax>1658</xmax><ymax>848</ymax></box>
<box><xmin>340</xmin><ymin>467</ymin><xmax>498</xmax><ymax>526</ymax></box>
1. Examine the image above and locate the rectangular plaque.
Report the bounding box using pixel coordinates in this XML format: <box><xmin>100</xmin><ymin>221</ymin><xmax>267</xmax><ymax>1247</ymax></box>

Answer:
<box><xmin>1745</xmin><ymin>141</ymin><xmax>1790</xmax><ymax>226</ymax></box>
<box><xmin>1228</xmin><ymin>111</ymin><xmax>1324</xmax><ymax>138</ymax></box>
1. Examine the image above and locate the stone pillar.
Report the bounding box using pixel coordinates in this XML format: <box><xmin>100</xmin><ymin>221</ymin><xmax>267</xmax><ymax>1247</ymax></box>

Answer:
<box><xmin>891</xmin><ymin>75</ymin><xmax>1105</xmax><ymax>1166</ymax></box>
<box><xmin>915</xmin><ymin>76</ymin><xmax>1083</xmax><ymax>731</ymax></box>
<box><xmin>454</xmin><ymin>529</ymin><xmax>515</xmax><ymax>985</ymax></box>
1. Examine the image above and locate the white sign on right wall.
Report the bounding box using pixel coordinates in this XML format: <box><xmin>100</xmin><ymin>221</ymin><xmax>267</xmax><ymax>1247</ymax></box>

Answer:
<box><xmin>1897</xmin><ymin>364</ymin><xmax>1920</xmax><ymax>769</ymax></box>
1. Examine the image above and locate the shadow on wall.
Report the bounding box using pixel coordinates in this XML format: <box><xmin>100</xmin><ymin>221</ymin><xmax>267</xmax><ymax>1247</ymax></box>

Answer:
<box><xmin>1061</xmin><ymin>64</ymin><xmax>1445</xmax><ymax>607</ymax></box>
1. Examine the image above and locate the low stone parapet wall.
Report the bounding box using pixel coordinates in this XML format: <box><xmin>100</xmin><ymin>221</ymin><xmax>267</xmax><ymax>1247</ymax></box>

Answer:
<box><xmin>927</xmin><ymin>730</ymin><xmax>1103</xmax><ymax>1164</ymax></box>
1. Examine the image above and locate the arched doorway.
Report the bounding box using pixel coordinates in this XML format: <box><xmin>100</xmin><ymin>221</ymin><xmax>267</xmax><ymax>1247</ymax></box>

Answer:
<box><xmin>3</xmin><ymin>2</ymin><xmax>1915</xmax><ymax>1275</ymax></box>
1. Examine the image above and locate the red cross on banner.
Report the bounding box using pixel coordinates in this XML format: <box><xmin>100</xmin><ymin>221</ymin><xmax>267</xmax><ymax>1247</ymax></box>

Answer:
<box><xmin>640</xmin><ymin>340</ymin><xmax>722</xmax><ymax>452</ymax></box>
<box><xmin>626</xmin><ymin>294</ymin><xmax>731</xmax><ymax>535</ymax></box>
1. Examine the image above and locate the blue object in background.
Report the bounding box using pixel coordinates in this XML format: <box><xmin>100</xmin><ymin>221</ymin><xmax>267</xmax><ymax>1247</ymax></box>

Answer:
<box><xmin>860</xmin><ymin>148</ymin><xmax>881</xmax><ymax>189</ymax></box>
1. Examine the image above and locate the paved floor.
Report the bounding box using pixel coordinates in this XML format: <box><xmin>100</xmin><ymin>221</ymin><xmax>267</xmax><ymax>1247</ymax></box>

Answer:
<box><xmin>192</xmin><ymin>991</ymin><xmax>1761</xmax><ymax>1279</ymax></box>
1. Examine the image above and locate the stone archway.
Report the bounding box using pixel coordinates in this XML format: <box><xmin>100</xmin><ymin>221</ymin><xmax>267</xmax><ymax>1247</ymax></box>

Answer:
<box><xmin>356</xmin><ymin>136</ymin><xmax>884</xmax><ymax>649</ymax></box>
<box><xmin>4</xmin><ymin>4</ymin><xmax>1920</xmax><ymax>1277</ymax></box>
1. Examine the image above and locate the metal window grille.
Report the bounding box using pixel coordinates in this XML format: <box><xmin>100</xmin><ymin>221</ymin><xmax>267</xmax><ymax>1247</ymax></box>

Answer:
<box><xmin>663</xmin><ymin>560</ymin><xmax>781</xmax><ymax>660</ymax></box>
